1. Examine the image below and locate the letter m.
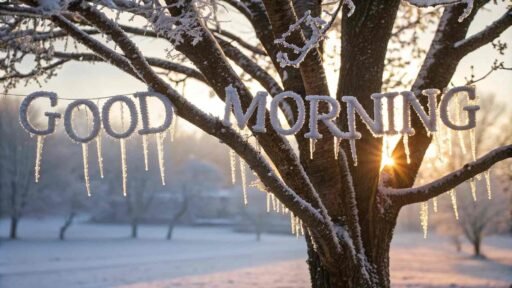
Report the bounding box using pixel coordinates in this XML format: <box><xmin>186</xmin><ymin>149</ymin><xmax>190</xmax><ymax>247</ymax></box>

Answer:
<box><xmin>223</xmin><ymin>85</ymin><xmax>267</xmax><ymax>132</ymax></box>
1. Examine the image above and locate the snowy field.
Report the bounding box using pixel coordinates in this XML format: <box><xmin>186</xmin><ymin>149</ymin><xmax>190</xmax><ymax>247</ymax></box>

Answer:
<box><xmin>1</xmin><ymin>218</ymin><xmax>511</xmax><ymax>288</ymax></box>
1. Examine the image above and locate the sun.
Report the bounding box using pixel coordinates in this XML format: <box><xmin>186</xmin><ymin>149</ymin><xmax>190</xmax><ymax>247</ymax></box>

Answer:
<box><xmin>381</xmin><ymin>154</ymin><xmax>395</xmax><ymax>169</ymax></box>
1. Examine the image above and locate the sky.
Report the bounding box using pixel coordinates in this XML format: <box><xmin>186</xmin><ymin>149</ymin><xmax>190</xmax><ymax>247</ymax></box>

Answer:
<box><xmin>6</xmin><ymin>2</ymin><xmax>512</xmax><ymax>134</ymax></box>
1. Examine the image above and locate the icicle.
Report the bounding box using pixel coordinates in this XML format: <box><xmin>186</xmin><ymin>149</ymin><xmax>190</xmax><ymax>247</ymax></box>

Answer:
<box><xmin>299</xmin><ymin>219</ymin><xmax>304</xmax><ymax>236</ymax></box>
<box><xmin>455</xmin><ymin>96</ymin><xmax>467</xmax><ymax>154</ymax></box>
<box><xmin>403</xmin><ymin>134</ymin><xmax>411</xmax><ymax>164</ymax></box>
<box><xmin>432</xmin><ymin>197</ymin><xmax>438</xmax><ymax>213</ymax></box>
<box><xmin>156</xmin><ymin>133</ymin><xmax>166</xmax><ymax>185</ymax></box>
<box><xmin>470</xmin><ymin>178</ymin><xmax>477</xmax><ymax>201</ymax></box>
<box><xmin>485</xmin><ymin>169</ymin><xmax>492</xmax><ymax>199</ymax></box>
<box><xmin>169</xmin><ymin>115</ymin><xmax>177</xmax><ymax>142</ymax></box>
<box><xmin>96</xmin><ymin>131</ymin><xmax>104</xmax><ymax>178</ymax></box>
<box><xmin>309</xmin><ymin>139</ymin><xmax>316</xmax><ymax>159</ymax></box>
<box><xmin>229</xmin><ymin>149</ymin><xmax>237</xmax><ymax>184</ymax></box>
<box><xmin>333</xmin><ymin>138</ymin><xmax>339</xmax><ymax>160</ymax></box>
<box><xmin>295</xmin><ymin>216</ymin><xmax>300</xmax><ymax>238</ymax></box>
<box><xmin>420</xmin><ymin>201</ymin><xmax>429</xmax><ymax>239</ymax></box>
<box><xmin>281</xmin><ymin>202</ymin><xmax>286</xmax><ymax>214</ymax></box>
<box><xmin>82</xmin><ymin>143</ymin><xmax>91</xmax><ymax>197</ymax></box>
<box><xmin>95</xmin><ymin>100</ymin><xmax>104</xmax><ymax>178</ymax></box>
<box><xmin>470</xmin><ymin>128</ymin><xmax>476</xmax><ymax>161</ymax></box>
<box><xmin>141</xmin><ymin>135</ymin><xmax>149</xmax><ymax>171</ymax></box>
<box><xmin>290</xmin><ymin>212</ymin><xmax>296</xmax><ymax>234</ymax></box>
<box><xmin>349</xmin><ymin>139</ymin><xmax>358</xmax><ymax>166</ymax></box>
<box><xmin>271</xmin><ymin>193</ymin><xmax>277</xmax><ymax>211</ymax></box>
<box><xmin>120</xmin><ymin>103</ymin><xmax>128</xmax><ymax>197</ymax></box>
<box><xmin>34</xmin><ymin>135</ymin><xmax>45</xmax><ymax>183</ymax></box>
<box><xmin>432</xmin><ymin>131</ymin><xmax>442</xmax><ymax>156</ymax></box>
<box><xmin>120</xmin><ymin>138</ymin><xmax>127</xmax><ymax>197</ymax></box>
<box><xmin>240</xmin><ymin>157</ymin><xmax>248</xmax><ymax>205</ymax></box>
<box><xmin>276</xmin><ymin>198</ymin><xmax>280</xmax><ymax>213</ymax></box>
<box><xmin>266</xmin><ymin>193</ymin><xmax>270</xmax><ymax>212</ymax></box>
<box><xmin>449</xmin><ymin>189</ymin><xmax>459</xmax><ymax>220</ymax></box>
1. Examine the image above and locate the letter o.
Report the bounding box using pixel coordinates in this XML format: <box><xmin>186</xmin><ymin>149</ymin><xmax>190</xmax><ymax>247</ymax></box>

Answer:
<box><xmin>64</xmin><ymin>100</ymin><xmax>101</xmax><ymax>143</ymax></box>
<box><xmin>102</xmin><ymin>95</ymin><xmax>138</xmax><ymax>139</ymax></box>
<box><xmin>270</xmin><ymin>91</ymin><xmax>305</xmax><ymax>135</ymax></box>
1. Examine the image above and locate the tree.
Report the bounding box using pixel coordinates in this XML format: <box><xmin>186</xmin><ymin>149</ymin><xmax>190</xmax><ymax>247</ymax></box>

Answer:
<box><xmin>0</xmin><ymin>98</ymin><xmax>37</xmax><ymax>239</ymax></box>
<box><xmin>1</xmin><ymin>0</ymin><xmax>512</xmax><ymax>286</ymax></box>
<box><xmin>166</xmin><ymin>158</ymin><xmax>223</xmax><ymax>240</ymax></box>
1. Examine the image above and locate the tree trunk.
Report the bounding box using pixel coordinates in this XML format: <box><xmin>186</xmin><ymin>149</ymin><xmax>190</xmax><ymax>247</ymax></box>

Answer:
<box><xmin>9</xmin><ymin>216</ymin><xmax>18</xmax><ymax>240</ymax></box>
<box><xmin>166</xmin><ymin>222</ymin><xmax>175</xmax><ymax>240</ymax></box>
<box><xmin>306</xmin><ymin>213</ymin><xmax>397</xmax><ymax>288</ymax></box>
<box><xmin>473</xmin><ymin>237</ymin><xmax>481</xmax><ymax>257</ymax></box>
<box><xmin>131</xmin><ymin>220</ymin><xmax>138</xmax><ymax>239</ymax></box>
<box><xmin>59</xmin><ymin>212</ymin><xmax>76</xmax><ymax>240</ymax></box>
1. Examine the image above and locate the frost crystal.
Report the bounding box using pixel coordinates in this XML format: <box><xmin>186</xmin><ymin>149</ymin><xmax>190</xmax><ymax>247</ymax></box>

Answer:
<box><xmin>82</xmin><ymin>143</ymin><xmax>91</xmax><ymax>197</ymax></box>
<box><xmin>420</xmin><ymin>201</ymin><xmax>429</xmax><ymax>239</ymax></box>
<box><xmin>484</xmin><ymin>169</ymin><xmax>492</xmax><ymax>200</ymax></box>
<box><xmin>34</xmin><ymin>135</ymin><xmax>45</xmax><ymax>183</ymax></box>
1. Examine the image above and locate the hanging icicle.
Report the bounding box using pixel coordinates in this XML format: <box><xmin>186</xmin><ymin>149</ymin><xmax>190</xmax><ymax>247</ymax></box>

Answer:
<box><xmin>82</xmin><ymin>143</ymin><xmax>91</xmax><ymax>197</ymax></box>
<box><xmin>34</xmin><ymin>135</ymin><xmax>45</xmax><ymax>183</ymax></box>
<box><xmin>96</xmin><ymin>130</ymin><xmax>104</xmax><ymax>178</ymax></box>
<box><xmin>120</xmin><ymin>103</ymin><xmax>128</xmax><ymax>197</ymax></box>
<box><xmin>281</xmin><ymin>202</ymin><xmax>286</xmax><ymax>214</ymax></box>
<box><xmin>290</xmin><ymin>212</ymin><xmax>296</xmax><ymax>235</ymax></box>
<box><xmin>142</xmin><ymin>135</ymin><xmax>149</xmax><ymax>171</ymax></box>
<box><xmin>432</xmin><ymin>197</ymin><xmax>438</xmax><ymax>213</ymax></box>
<box><xmin>455</xmin><ymin>96</ymin><xmax>467</xmax><ymax>154</ymax></box>
<box><xmin>271</xmin><ymin>193</ymin><xmax>277</xmax><ymax>212</ymax></box>
<box><xmin>169</xmin><ymin>115</ymin><xmax>177</xmax><ymax>142</ymax></box>
<box><xmin>403</xmin><ymin>134</ymin><xmax>411</xmax><ymax>164</ymax></box>
<box><xmin>420</xmin><ymin>201</ymin><xmax>429</xmax><ymax>239</ymax></box>
<box><xmin>469</xmin><ymin>178</ymin><xmax>476</xmax><ymax>202</ymax></box>
<box><xmin>469</xmin><ymin>128</ymin><xmax>476</xmax><ymax>161</ymax></box>
<box><xmin>156</xmin><ymin>132</ymin><xmax>166</xmax><ymax>185</ymax></box>
<box><xmin>449</xmin><ymin>189</ymin><xmax>459</xmax><ymax>220</ymax></box>
<box><xmin>276</xmin><ymin>197</ymin><xmax>280</xmax><ymax>213</ymax></box>
<box><xmin>485</xmin><ymin>169</ymin><xmax>492</xmax><ymax>199</ymax></box>
<box><xmin>95</xmin><ymin>100</ymin><xmax>104</xmax><ymax>179</ymax></box>
<box><xmin>333</xmin><ymin>138</ymin><xmax>339</xmax><ymax>160</ymax></box>
<box><xmin>447</xmin><ymin>124</ymin><xmax>453</xmax><ymax>156</ymax></box>
<box><xmin>266</xmin><ymin>193</ymin><xmax>271</xmax><ymax>213</ymax></box>
<box><xmin>309</xmin><ymin>139</ymin><xmax>316</xmax><ymax>159</ymax></box>
<box><xmin>240</xmin><ymin>157</ymin><xmax>248</xmax><ymax>205</ymax></box>
<box><xmin>82</xmin><ymin>109</ymin><xmax>91</xmax><ymax>196</ymax></box>
<box><xmin>229</xmin><ymin>149</ymin><xmax>237</xmax><ymax>184</ymax></box>
<box><xmin>470</xmin><ymin>178</ymin><xmax>477</xmax><ymax>201</ymax></box>
<box><xmin>349</xmin><ymin>139</ymin><xmax>358</xmax><ymax>166</ymax></box>
<box><xmin>120</xmin><ymin>138</ymin><xmax>128</xmax><ymax>197</ymax></box>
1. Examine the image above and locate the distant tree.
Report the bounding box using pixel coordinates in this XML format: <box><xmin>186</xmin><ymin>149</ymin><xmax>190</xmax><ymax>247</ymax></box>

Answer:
<box><xmin>0</xmin><ymin>99</ymin><xmax>37</xmax><ymax>239</ymax></box>
<box><xmin>166</xmin><ymin>158</ymin><xmax>223</xmax><ymax>240</ymax></box>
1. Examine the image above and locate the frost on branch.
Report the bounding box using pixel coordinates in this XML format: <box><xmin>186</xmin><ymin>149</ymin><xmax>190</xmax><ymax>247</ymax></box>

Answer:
<box><xmin>406</xmin><ymin>0</ymin><xmax>474</xmax><ymax>22</ymax></box>
<box><xmin>274</xmin><ymin>11</ymin><xmax>327</xmax><ymax>68</ymax></box>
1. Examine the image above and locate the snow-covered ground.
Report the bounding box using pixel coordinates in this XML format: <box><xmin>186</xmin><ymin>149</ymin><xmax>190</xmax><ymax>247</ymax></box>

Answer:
<box><xmin>1</xmin><ymin>218</ymin><xmax>511</xmax><ymax>288</ymax></box>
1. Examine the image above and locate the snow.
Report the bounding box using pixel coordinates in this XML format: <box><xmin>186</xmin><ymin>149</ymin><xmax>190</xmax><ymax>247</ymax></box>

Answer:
<box><xmin>2</xmin><ymin>219</ymin><xmax>511</xmax><ymax>288</ymax></box>
<box><xmin>406</xmin><ymin>0</ymin><xmax>474</xmax><ymax>22</ymax></box>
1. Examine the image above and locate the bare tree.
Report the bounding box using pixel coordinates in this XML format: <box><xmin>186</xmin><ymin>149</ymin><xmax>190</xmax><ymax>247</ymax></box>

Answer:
<box><xmin>0</xmin><ymin>98</ymin><xmax>37</xmax><ymax>239</ymax></box>
<box><xmin>1</xmin><ymin>0</ymin><xmax>512</xmax><ymax>286</ymax></box>
<box><xmin>166</xmin><ymin>158</ymin><xmax>222</xmax><ymax>240</ymax></box>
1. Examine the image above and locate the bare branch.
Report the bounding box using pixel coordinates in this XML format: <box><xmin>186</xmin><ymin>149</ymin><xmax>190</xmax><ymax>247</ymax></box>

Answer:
<box><xmin>0</xmin><ymin>59</ymin><xmax>69</xmax><ymax>82</ymax></box>
<box><xmin>384</xmin><ymin>144</ymin><xmax>512</xmax><ymax>206</ymax></box>
<box><xmin>455</xmin><ymin>9</ymin><xmax>512</xmax><ymax>55</ymax></box>
<box><xmin>212</xmin><ymin>28</ymin><xmax>267</xmax><ymax>56</ymax></box>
